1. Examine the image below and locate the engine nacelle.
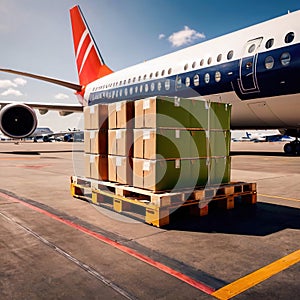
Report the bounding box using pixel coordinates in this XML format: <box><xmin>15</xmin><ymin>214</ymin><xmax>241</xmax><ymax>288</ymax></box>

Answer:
<box><xmin>0</xmin><ymin>103</ymin><xmax>37</xmax><ymax>139</ymax></box>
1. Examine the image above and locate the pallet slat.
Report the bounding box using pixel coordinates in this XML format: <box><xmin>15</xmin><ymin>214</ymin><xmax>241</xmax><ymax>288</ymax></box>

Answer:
<box><xmin>70</xmin><ymin>176</ymin><xmax>257</xmax><ymax>227</ymax></box>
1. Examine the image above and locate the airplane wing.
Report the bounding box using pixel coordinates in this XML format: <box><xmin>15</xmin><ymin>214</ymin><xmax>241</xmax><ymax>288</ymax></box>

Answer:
<box><xmin>0</xmin><ymin>100</ymin><xmax>83</xmax><ymax>114</ymax></box>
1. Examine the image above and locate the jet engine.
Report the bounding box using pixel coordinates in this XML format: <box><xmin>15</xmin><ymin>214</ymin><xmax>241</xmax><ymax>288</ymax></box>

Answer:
<box><xmin>0</xmin><ymin>103</ymin><xmax>37</xmax><ymax>139</ymax></box>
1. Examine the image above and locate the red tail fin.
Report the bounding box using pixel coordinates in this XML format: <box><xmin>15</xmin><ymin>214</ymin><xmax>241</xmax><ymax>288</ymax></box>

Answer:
<box><xmin>70</xmin><ymin>5</ymin><xmax>113</xmax><ymax>87</ymax></box>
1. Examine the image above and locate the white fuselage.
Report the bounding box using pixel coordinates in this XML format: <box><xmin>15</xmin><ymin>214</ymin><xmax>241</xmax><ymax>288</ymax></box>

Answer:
<box><xmin>84</xmin><ymin>10</ymin><xmax>300</xmax><ymax>130</ymax></box>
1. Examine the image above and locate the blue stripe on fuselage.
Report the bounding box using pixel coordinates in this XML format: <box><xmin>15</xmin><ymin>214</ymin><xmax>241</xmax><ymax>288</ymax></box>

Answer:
<box><xmin>88</xmin><ymin>43</ymin><xmax>300</xmax><ymax>105</ymax></box>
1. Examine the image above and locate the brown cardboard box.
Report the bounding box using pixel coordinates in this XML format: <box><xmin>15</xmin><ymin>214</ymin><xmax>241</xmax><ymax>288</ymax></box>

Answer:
<box><xmin>108</xmin><ymin>155</ymin><xmax>133</xmax><ymax>185</ymax></box>
<box><xmin>108</xmin><ymin>101</ymin><xmax>134</xmax><ymax>129</ymax></box>
<box><xmin>90</xmin><ymin>103</ymin><xmax>109</xmax><ymax>130</ymax></box>
<box><xmin>108</xmin><ymin>129</ymin><xmax>133</xmax><ymax>157</ymax></box>
<box><xmin>84</xmin><ymin>106</ymin><xmax>91</xmax><ymax>130</ymax></box>
<box><xmin>90</xmin><ymin>129</ymin><xmax>108</xmax><ymax>154</ymax></box>
<box><xmin>84</xmin><ymin>154</ymin><xmax>91</xmax><ymax>178</ymax></box>
<box><xmin>84</xmin><ymin>131</ymin><xmax>91</xmax><ymax>153</ymax></box>
<box><xmin>90</xmin><ymin>154</ymin><xmax>108</xmax><ymax>181</ymax></box>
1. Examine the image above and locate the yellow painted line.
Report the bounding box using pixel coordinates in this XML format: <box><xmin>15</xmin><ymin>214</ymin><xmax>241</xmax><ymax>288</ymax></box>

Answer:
<box><xmin>212</xmin><ymin>249</ymin><xmax>300</xmax><ymax>299</ymax></box>
<box><xmin>258</xmin><ymin>193</ymin><xmax>300</xmax><ymax>203</ymax></box>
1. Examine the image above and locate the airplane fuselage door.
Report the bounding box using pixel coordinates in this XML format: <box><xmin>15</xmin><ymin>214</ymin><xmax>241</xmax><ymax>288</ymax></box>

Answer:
<box><xmin>238</xmin><ymin>37</ymin><xmax>262</xmax><ymax>94</ymax></box>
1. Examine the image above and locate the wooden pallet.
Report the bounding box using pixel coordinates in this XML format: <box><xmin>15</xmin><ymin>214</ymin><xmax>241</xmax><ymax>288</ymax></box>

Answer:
<box><xmin>70</xmin><ymin>176</ymin><xmax>257</xmax><ymax>227</ymax></box>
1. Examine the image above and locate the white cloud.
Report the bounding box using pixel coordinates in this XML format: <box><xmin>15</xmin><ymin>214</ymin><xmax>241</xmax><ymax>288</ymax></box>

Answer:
<box><xmin>168</xmin><ymin>26</ymin><xmax>205</xmax><ymax>47</ymax></box>
<box><xmin>158</xmin><ymin>33</ymin><xmax>166</xmax><ymax>40</ymax></box>
<box><xmin>0</xmin><ymin>77</ymin><xmax>27</xmax><ymax>89</ymax></box>
<box><xmin>13</xmin><ymin>78</ymin><xmax>27</xmax><ymax>86</ymax></box>
<box><xmin>0</xmin><ymin>80</ymin><xmax>17</xmax><ymax>89</ymax></box>
<box><xmin>1</xmin><ymin>88</ymin><xmax>23</xmax><ymax>96</ymax></box>
<box><xmin>55</xmin><ymin>93</ymin><xmax>69</xmax><ymax>100</ymax></box>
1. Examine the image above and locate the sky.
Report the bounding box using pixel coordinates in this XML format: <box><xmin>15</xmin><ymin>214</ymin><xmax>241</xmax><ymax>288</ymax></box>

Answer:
<box><xmin>0</xmin><ymin>0</ymin><xmax>300</xmax><ymax>131</ymax></box>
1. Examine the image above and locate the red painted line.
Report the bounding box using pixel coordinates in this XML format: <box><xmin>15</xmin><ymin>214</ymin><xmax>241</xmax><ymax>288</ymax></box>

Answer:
<box><xmin>0</xmin><ymin>191</ymin><xmax>214</xmax><ymax>295</ymax></box>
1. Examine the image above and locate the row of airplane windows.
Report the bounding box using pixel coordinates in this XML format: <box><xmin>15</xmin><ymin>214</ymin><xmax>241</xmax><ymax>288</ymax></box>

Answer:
<box><xmin>90</xmin><ymin>49</ymin><xmax>292</xmax><ymax>102</ymax></box>
<box><xmin>92</xmin><ymin>32</ymin><xmax>295</xmax><ymax>93</ymax></box>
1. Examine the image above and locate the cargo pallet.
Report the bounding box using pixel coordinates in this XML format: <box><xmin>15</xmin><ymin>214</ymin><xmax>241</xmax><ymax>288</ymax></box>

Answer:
<box><xmin>70</xmin><ymin>176</ymin><xmax>257</xmax><ymax>227</ymax></box>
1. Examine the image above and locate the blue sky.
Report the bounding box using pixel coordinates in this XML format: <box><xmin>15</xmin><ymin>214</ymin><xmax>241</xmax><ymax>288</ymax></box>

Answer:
<box><xmin>0</xmin><ymin>0</ymin><xmax>299</xmax><ymax>130</ymax></box>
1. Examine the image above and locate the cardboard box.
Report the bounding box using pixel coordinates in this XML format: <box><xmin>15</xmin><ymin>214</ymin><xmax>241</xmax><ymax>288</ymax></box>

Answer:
<box><xmin>108</xmin><ymin>101</ymin><xmax>134</xmax><ymax>129</ymax></box>
<box><xmin>208</xmin><ymin>131</ymin><xmax>231</xmax><ymax>157</ymax></box>
<box><xmin>108</xmin><ymin>155</ymin><xmax>133</xmax><ymax>185</ymax></box>
<box><xmin>209</xmin><ymin>156</ymin><xmax>231</xmax><ymax>185</ymax></box>
<box><xmin>90</xmin><ymin>129</ymin><xmax>108</xmax><ymax>154</ymax></box>
<box><xmin>108</xmin><ymin>129</ymin><xmax>133</xmax><ymax>157</ymax></box>
<box><xmin>134</xmin><ymin>128</ymin><xmax>201</xmax><ymax>159</ymax></box>
<box><xmin>84</xmin><ymin>106</ymin><xmax>91</xmax><ymax>130</ymax></box>
<box><xmin>135</xmin><ymin>96</ymin><xmax>231</xmax><ymax>130</ymax></box>
<box><xmin>133</xmin><ymin>158</ymin><xmax>208</xmax><ymax>191</ymax></box>
<box><xmin>84</xmin><ymin>154</ymin><xmax>108</xmax><ymax>181</ymax></box>
<box><xmin>84</xmin><ymin>131</ymin><xmax>91</xmax><ymax>153</ymax></box>
<box><xmin>89</xmin><ymin>103</ymin><xmax>109</xmax><ymax>130</ymax></box>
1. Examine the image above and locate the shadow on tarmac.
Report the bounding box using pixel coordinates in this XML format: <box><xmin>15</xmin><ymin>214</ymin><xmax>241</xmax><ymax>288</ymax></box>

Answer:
<box><xmin>166</xmin><ymin>202</ymin><xmax>300</xmax><ymax>236</ymax></box>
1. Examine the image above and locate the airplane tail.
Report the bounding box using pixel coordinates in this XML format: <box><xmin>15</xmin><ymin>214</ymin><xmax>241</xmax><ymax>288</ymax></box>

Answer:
<box><xmin>70</xmin><ymin>5</ymin><xmax>113</xmax><ymax>87</ymax></box>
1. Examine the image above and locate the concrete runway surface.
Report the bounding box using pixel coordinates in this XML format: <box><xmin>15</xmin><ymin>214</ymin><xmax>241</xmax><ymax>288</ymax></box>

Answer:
<box><xmin>0</xmin><ymin>141</ymin><xmax>299</xmax><ymax>299</ymax></box>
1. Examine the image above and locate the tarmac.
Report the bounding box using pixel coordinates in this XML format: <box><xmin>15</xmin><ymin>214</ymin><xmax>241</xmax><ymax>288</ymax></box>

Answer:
<box><xmin>0</xmin><ymin>141</ymin><xmax>299</xmax><ymax>299</ymax></box>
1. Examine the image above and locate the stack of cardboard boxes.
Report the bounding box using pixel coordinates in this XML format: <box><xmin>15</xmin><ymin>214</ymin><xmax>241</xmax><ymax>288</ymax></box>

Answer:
<box><xmin>133</xmin><ymin>96</ymin><xmax>231</xmax><ymax>191</ymax></box>
<box><xmin>83</xmin><ymin>96</ymin><xmax>231</xmax><ymax>192</ymax></box>
<box><xmin>84</xmin><ymin>104</ymin><xmax>109</xmax><ymax>181</ymax></box>
<box><xmin>108</xmin><ymin>101</ymin><xmax>134</xmax><ymax>185</ymax></box>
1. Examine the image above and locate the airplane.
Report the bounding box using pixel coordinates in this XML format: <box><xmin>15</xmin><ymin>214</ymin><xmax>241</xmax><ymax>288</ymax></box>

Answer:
<box><xmin>232</xmin><ymin>130</ymin><xmax>295</xmax><ymax>142</ymax></box>
<box><xmin>0</xmin><ymin>5</ymin><xmax>300</xmax><ymax>155</ymax></box>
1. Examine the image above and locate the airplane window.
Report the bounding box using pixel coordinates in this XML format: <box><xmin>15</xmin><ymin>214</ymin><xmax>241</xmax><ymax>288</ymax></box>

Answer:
<box><xmin>155</xmin><ymin>71</ymin><xmax>159</xmax><ymax>77</ymax></box>
<box><xmin>185</xmin><ymin>77</ymin><xmax>190</xmax><ymax>87</ymax></box>
<box><xmin>215</xmin><ymin>71</ymin><xmax>221</xmax><ymax>82</ymax></box>
<box><xmin>265</xmin><ymin>38</ymin><xmax>274</xmax><ymax>49</ymax></box>
<box><xmin>192</xmin><ymin>62</ymin><xmax>196</xmax><ymax>68</ymax></box>
<box><xmin>150</xmin><ymin>73</ymin><xmax>153</xmax><ymax>79</ymax></box>
<box><xmin>128</xmin><ymin>79</ymin><xmax>131</xmax><ymax>84</ymax></box>
<box><xmin>133</xmin><ymin>77</ymin><xmax>136</xmax><ymax>83</ymax></box>
<box><xmin>176</xmin><ymin>76</ymin><xmax>182</xmax><ymax>89</ymax></box>
<box><xmin>138</xmin><ymin>76</ymin><xmax>141</xmax><ymax>81</ymax></box>
<box><xmin>119</xmin><ymin>81</ymin><xmax>122</xmax><ymax>86</ymax></box>
<box><xmin>265</xmin><ymin>56</ymin><xmax>274</xmax><ymax>69</ymax></box>
<box><xmin>143</xmin><ymin>74</ymin><xmax>147</xmax><ymax>80</ymax></box>
<box><xmin>193</xmin><ymin>74</ymin><xmax>200</xmax><ymax>86</ymax></box>
<box><xmin>184</xmin><ymin>64</ymin><xmax>188</xmax><ymax>71</ymax></box>
<box><xmin>168</xmin><ymin>68</ymin><xmax>172</xmax><ymax>75</ymax></box>
<box><xmin>157</xmin><ymin>82</ymin><xmax>162</xmax><ymax>91</ymax></box>
<box><xmin>248</xmin><ymin>44</ymin><xmax>256</xmax><ymax>53</ymax></box>
<box><xmin>165</xmin><ymin>79</ymin><xmax>170</xmax><ymax>90</ymax></box>
<box><xmin>285</xmin><ymin>32</ymin><xmax>294</xmax><ymax>43</ymax></box>
<box><xmin>161</xmin><ymin>70</ymin><xmax>165</xmax><ymax>76</ymax></box>
<box><xmin>145</xmin><ymin>84</ymin><xmax>149</xmax><ymax>93</ymax></box>
<box><xmin>204</xmin><ymin>73</ymin><xmax>210</xmax><ymax>84</ymax></box>
<box><xmin>227</xmin><ymin>50</ymin><xmax>234</xmax><ymax>60</ymax></box>
<box><xmin>200</xmin><ymin>59</ymin><xmax>204</xmax><ymax>66</ymax></box>
<box><xmin>123</xmin><ymin>80</ymin><xmax>127</xmax><ymax>85</ymax></box>
<box><xmin>280</xmin><ymin>52</ymin><xmax>291</xmax><ymax>66</ymax></box>
<box><xmin>150</xmin><ymin>82</ymin><xmax>155</xmax><ymax>92</ymax></box>
<box><xmin>207</xmin><ymin>57</ymin><xmax>212</xmax><ymax>65</ymax></box>
<box><xmin>217</xmin><ymin>54</ymin><xmax>222</xmax><ymax>62</ymax></box>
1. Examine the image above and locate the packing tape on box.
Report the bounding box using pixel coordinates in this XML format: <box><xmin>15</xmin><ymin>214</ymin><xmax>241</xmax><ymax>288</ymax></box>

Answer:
<box><xmin>143</xmin><ymin>161</ymin><xmax>150</xmax><ymax>171</ymax></box>
<box><xmin>174</xmin><ymin>97</ymin><xmax>181</xmax><ymax>107</ymax></box>
<box><xmin>143</xmin><ymin>130</ymin><xmax>151</xmax><ymax>140</ymax></box>
<box><xmin>116</xmin><ymin>156</ymin><xmax>122</xmax><ymax>167</ymax></box>
<box><xmin>143</xmin><ymin>99</ymin><xmax>150</xmax><ymax>110</ymax></box>
<box><xmin>90</xmin><ymin>106</ymin><xmax>95</xmax><ymax>114</ymax></box>
<box><xmin>116</xmin><ymin>129</ymin><xmax>122</xmax><ymax>139</ymax></box>
<box><xmin>116</xmin><ymin>102</ymin><xmax>121</xmax><ymax>112</ymax></box>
